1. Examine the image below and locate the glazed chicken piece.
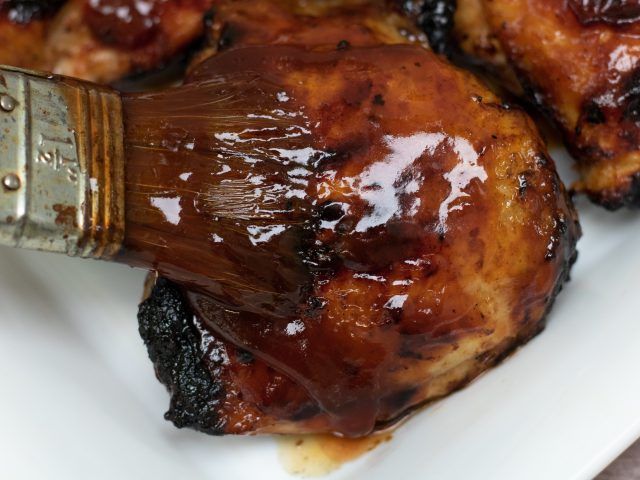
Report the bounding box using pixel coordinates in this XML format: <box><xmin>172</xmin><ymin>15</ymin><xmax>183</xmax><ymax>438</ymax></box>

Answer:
<box><xmin>134</xmin><ymin>0</ymin><xmax>579</xmax><ymax>437</ymax></box>
<box><xmin>0</xmin><ymin>0</ymin><xmax>214</xmax><ymax>83</ymax></box>
<box><xmin>452</xmin><ymin>0</ymin><xmax>640</xmax><ymax>208</ymax></box>
<box><xmin>0</xmin><ymin>1</ymin><xmax>64</xmax><ymax>69</ymax></box>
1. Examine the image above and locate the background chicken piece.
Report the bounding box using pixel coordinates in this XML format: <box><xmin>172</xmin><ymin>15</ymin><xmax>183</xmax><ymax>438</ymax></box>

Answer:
<box><xmin>135</xmin><ymin>0</ymin><xmax>579</xmax><ymax>437</ymax></box>
<box><xmin>189</xmin><ymin>0</ymin><xmax>429</xmax><ymax>69</ymax></box>
<box><xmin>0</xmin><ymin>0</ymin><xmax>214</xmax><ymax>83</ymax></box>
<box><xmin>191</xmin><ymin>0</ymin><xmax>465</xmax><ymax>68</ymax></box>
<box><xmin>453</xmin><ymin>0</ymin><xmax>640</xmax><ymax>209</ymax></box>
<box><xmin>0</xmin><ymin>1</ymin><xmax>65</xmax><ymax>68</ymax></box>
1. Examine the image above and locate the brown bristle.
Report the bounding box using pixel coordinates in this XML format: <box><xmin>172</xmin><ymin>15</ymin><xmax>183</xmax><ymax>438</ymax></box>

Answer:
<box><xmin>119</xmin><ymin>56</ymin><xmax>323</xmax><ymax>318</ymax></box>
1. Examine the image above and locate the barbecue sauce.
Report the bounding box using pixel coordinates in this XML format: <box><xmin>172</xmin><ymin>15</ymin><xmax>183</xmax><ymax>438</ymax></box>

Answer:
<box><xmin>278</xmin><ymin>433</ymin><xmax>392</xmax><ymax>476</ymax></box>
<box><xmin>120</xmin><ymin>45</ymin><xmax>575</xmax><ymax>437</ymax></box>
<box><xmin>84</xmin><ymin>0</ymin><xmax>167</xmax><ymax>48</ymax></box>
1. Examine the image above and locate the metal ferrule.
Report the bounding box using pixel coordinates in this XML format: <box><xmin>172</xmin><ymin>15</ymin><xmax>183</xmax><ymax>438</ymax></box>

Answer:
<box><xmin>0</xmin><ymin>65</ymin><xmax>125</xmax><ymax>259</ymax></box>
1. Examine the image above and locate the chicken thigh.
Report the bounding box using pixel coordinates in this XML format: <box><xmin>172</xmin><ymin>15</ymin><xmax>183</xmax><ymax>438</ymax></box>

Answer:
<box><xmin>133</xmin><ymin>0</ymin><xmax>579</xmax><ymax>437</ymax></box>
<box><xmin>453</xmin><ymin>0</ymin><xmax>640</xmax><ymax>208</ymax></box>
<box><xmin>0</xmin><ymin>0</ymin><xmax>214</xmax><ymax>83</ymax></box>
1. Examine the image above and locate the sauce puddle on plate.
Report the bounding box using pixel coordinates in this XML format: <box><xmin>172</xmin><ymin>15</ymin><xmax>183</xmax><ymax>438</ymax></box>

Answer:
<box><xmin>278</xmin><ymin>433</ymin><xmax>392</xmax><ymax>476</ymax></box>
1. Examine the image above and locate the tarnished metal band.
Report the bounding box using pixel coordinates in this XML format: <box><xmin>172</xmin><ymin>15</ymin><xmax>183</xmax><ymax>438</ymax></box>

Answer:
<box><xmin>0</xmin><ymin>65</ymin><xmax>125</xmax><ymax>259</ymax></box>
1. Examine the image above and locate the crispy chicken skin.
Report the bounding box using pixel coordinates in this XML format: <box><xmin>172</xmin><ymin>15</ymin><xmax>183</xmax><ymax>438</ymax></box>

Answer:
<box><xmin>135</xmin><ymin>0</ymin><xmax>579</xmax><ymax>437</ymax></box>
<box><xmin>0</xmin><ymin>0</ymin><xmax>214</xmax><ymax>83</ymax></box>
<box><xmin>453</xmin><ymin>0</ymin><xmax>640</xmax><ymax>208</ymax></box>
<box><xmin>189</xmin><ymin>0</ymin><xmax>429</xmax><ymax>69</ymax></box>
<box><xmin>0</xmin><ymin>1</ymin><xmax>64</xmax><ymax>69</ymax></box>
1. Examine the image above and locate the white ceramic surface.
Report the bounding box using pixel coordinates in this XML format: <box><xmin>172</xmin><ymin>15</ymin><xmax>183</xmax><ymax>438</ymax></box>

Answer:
<box><xmin>1</xmin><ymin>149</ymin><xmax>639</xmax><ymax>480</ymax></box>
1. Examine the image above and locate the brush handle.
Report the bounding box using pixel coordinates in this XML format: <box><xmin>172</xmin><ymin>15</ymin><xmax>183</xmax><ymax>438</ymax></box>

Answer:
<box><xmin>0</xmin><ymin>65</ymin><xmax>125</xmax><ymax>259</ymax></box>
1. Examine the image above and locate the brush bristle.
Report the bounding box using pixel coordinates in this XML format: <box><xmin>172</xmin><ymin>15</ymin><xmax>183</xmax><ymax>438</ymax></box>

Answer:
<box><xmin>119</xmin><ymin>62</ymin><xmax>326</xmax><ymax>317</ymax></box>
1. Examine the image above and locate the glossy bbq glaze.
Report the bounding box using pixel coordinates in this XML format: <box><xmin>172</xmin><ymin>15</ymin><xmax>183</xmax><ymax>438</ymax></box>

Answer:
<box><xmin>0</xmin><ymin>1</ymin><xmax>65</xmax><ymax>69</ymax></box>
<box><xmin>193</xmin><ymin>0</ymin><xmax>455</xmax><ymax>63</ymax></box>
<box><xmin>189</xmin><ymin>0</ymin><xmax>429</xmax><ymax>70</ymax></box>
<box><xmin>455</xmin><ymin>0</ymin><xmax>640</xmax><ymax>208</ymax></box>
<box><xmin>0</xmin><ymin>0</ymin><xmax>214</xmax><ymax>82</ymax></box>
<box><xmin>83</xmin><ymin>0</ymin><xmax>215</xmax><ymax>50</ymax></box>
<box><xmin>84</xmin><ymin>0</ymin><xmax>167</xmax><ymax>48</ymax></box>
<box><xmin>125</xmin><ymin>44</ymin><xmax>580</xmax><ymax>437</ymax></box>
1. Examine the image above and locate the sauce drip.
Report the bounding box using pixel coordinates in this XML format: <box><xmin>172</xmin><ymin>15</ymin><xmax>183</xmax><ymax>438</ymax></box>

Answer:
<box><xmin>278</xmin><ymin>434</ymin><xmax>392</xmax><ymax>476</ymax></box>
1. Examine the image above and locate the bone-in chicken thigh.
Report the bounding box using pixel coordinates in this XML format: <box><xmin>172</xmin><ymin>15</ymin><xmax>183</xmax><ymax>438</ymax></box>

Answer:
<box><xmin>0</xmin><ymin>0</ymin><xmax>214</xmax><ymax>83</ymax></box>
<box><xmin>132</xmin><ymin>0</ymin><xmax>579</xmax><ymax>437</ymax></box>
<box><xmin>453</xmin><ymin>0</ymin><xmax>640</xmax><ymax>208</ymax></box>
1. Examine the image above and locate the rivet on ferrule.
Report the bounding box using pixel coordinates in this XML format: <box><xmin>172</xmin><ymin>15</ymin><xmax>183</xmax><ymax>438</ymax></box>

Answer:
<box><xmin>0</xmin><ymin>94</ymin><xmax>16</xmax><ymax>112</ymax></box>
<box><xmin>2</xmin><ymin>173</ymin><xmax>20</xmax><ymax>191</ymax></box>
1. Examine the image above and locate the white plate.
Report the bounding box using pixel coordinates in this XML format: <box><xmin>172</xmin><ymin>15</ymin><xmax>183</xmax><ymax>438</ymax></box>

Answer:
<box><xmin>1</xmin><ymin>148</ymin><xmax>639</xmax><ymax>480</ymax></box>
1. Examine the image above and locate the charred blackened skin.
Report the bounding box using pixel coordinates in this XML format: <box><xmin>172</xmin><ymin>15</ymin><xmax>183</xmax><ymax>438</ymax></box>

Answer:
<box><xmin>401</xmin><ymin>0</ymin><xmax>457</xmax><ymax>55</ymax></box>
<box><xmin>622</xmin><ymin>70</ymin><xmax>640</xmax><ymax>121</ymax></box>
<box><xmin>568</xmin><ymin>0</ymin><xmax>640</xmax><ymax>25</ymax></box>
<box><xmin>138</xmin><ymin>278</ymin><xmax>225</xmax><ymax>435</ymax></box>
<box><xmin>584</xmin><ymin>102</ymin><xmax>606</xmax><ymax>124</ymax></box>
<box><xmin>0</xmin><ymin>0</ymin><xmax>66</xmax><ymax>23</ymax></box>
<box><xmin>595</xmin><ymin>172</ymin><xmax>640</xmax><ymax>210</ymax></box>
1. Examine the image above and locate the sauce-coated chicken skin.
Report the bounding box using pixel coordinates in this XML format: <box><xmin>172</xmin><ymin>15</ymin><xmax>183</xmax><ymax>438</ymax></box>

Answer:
<box><xmin>133</xmin><ymin>0</ymin><xmax>579</xmax><ymax>437</ymax></box>
<box><xmin>453</xmin><ymin>0</ymin><xmax>640</xmax><ymax>209</ymax></box>
<box><xmin>0</xmin><ymin>0</ymin><xmax>214</xmax><ymax>83</ymax></box>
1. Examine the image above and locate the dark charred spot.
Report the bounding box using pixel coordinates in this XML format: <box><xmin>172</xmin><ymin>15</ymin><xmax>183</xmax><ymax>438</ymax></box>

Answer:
<box><xmin>203</xmin><ymin>7</ymin><xmax>215</xmax><ymax>31</ymax></box>
<box><xmin>535</xmin><ymin>154</ymin><xmax>549</xmax><ymax>168</ymax></box>
<box><xmin>1</xmin><ymin>0</ymin><xmax>65</xmax><ymax>24</ymax></box>
<box><xmin>544</xmin><ymin>215</ymin><xmax>568</xmax><ymax>261</ymax></box>
<box><xmin>336</xmin><ymin>39</ymin><xmax>351</xmax><ymax>50</ymax></box>
<box><xmin>382</xmin><ymin>303</ymin><xmax>405</xmax><ymax>325</ymax></box>
<box><xmin>620</xmin><ymin>70</ymin><xmax>640</xmax><ymax>121</ymax></box>
<box><xmin>335</xmin><ymin>217</ymin><xmax>356</xmax><ymax>234</ymax></box>
<box><xmin>341</xmin><ymin>360</ymin><xmax>361</xmax><ymax>376</ymax></box>
<box><xmin>386</xmin><ymin>388</ymin><xmax>418</xmax><ymax>411</ymax></box>
<box><xmin>398</xmin><ymin>347</ymin><xmax>423</xmax><ymax>359</ymax></box>
<box><xmin>306</xmin><ymin>295</ymin><xmax>327</xmax><ymax>317</ymax></box>
<box><xmin>517</xmin><ymin>173</ymin><xmax>529</xmax><ymax>198</ymax></box>
<box><xmin>217</xmin><ymin>23</ymin><xmax>238</xmax><ymax>51</ymax></box>
<box><xmin>138</xmin><ymin>279</ymin><xmax>225</xmax><ymax>435</ymax></box>
<box><xmin>474</xmin><ymin>350</ymin><xmax>494</xmax><ymax>363</ymax></box>
<box><xmin>372</xmin><ymin>94</ymin><xmax>385</xmax><ymax>106</ymax></box>
<box><xmin>401</xmin><ymin>0</ymin><xmax>456</xmax><ymax>55</ymax></box>
<box><xmin>342</xmin><ymin>79</ymin><xmax>374</xmax><ymax>107</ymax></box>
<box><xmin>584</xmin><ymin>101</ymin><xmax>606</xmax><ymax>124</ymax></box>
<box><xmin>593</xmin><ymin>171</ymin><xmax>640</xmax><ymax>210</ymax></box>
<box><xmin>201</xmin><ymin>7</ymin><xmax>217</xmax><ymax>46</ymax></box>
<box><xmin>624</xmin><ymin>97</ymin><xmax>640</xmax><ymax>121</ymax></box>
<box><xmin>320</xmin><ymin>202</ymin><xmax>346</xmax><ymax>222</ymax></box>
<box><xmin>236</xmin><ymin>349</ymin><xmax>254</xmax><ymax>364</ymax></box>
<box><xmin>289</xmin><ymin>403</ymin><xmax>321</xmax><ymax>421</ymax></box>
